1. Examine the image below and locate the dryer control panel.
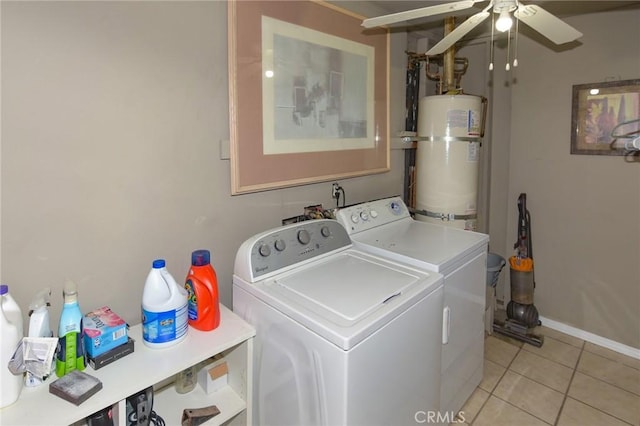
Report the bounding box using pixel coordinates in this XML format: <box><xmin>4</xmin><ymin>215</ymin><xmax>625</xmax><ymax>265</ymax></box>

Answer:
<box><xmin>234</xmin><ymin>219</ymin><xmax>352</xmax><ymax>282</ymax></box>
<box><xmin>336</xmin><ymin>197</ymin><xmax>410</xmax><ymax>235</ymax></box>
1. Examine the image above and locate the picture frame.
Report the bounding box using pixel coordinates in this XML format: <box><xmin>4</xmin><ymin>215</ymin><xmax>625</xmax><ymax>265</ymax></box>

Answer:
<box><xmin>570</xmin><ymin>79</ymin><xmax>640</xmax><ymax>155</ymax></box>
<box><xmin>228</xmin><ymin>0</ymin><xmax>389</xmax><ymax>194</ymax></box>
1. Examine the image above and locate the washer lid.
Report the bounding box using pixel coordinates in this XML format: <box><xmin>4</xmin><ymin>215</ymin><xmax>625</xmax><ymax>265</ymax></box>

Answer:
<box><xmin>248</xmin><ymin>249</ymin><xmax>442</xmax><ymax>350</ymax></box>
<box><xmin>277</xmin><ymin>251</ymin><xmax>417</xmax><ymax>322</ymax></box>
<box><xmin>352</xmin><ymin>219</ymin><xmax>488</xmax><ymax>273</ymax></box>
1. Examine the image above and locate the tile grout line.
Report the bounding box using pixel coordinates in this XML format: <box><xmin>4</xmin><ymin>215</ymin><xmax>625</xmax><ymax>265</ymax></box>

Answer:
<box><xmin>521</xmin><ymin>334</ymin><xmax>583</xmax><ymax>368</ymax></box>
<box><xmin>549</xmin><ymin>338</ymin><xmax>636</xmax><ymax>426</ymax></box>
<box><xmin>576</xmin><ymin>351</ymin><xmax>640</xmax><ymax>397</ymax></box>
<box><xmin>470</xmin><ymin>339</ymin><xmax>528</xmax><ymax>425</ymax></box>
<box><xmin>506</xmin><ymin>350</ymin><xmax>573</xmax><ymax>394</ymax></box>
<box><xmin>574</xmin><ymin>338</ymin><xmax>640</xmax><ymax>372</ymax></box>
<box><xmin>487</xmin><ymin>342</ymin><xmax>559</xmax><ymax>426</ymax></box>
<box><xmin>498</xmin><ymin>341</ymin><xmax>557</xmax><ymax>425</ymax></box>
<box><xmin>577</xmin><ymin>369</ymin><xmax>640</xmax><ymax>398</ymax></box>
<box><xmin>484</xmin><ymin>336</ymin><xmax>576</xmax><ymax>426</ymax></box>
<box><xmin>552</xmin><ymin>338</ymin><xmax>586</xmax><ymax>426</ymax></box>
<box><xmin>488</xmin><ymin>395</ymin><xmax>555</xmax><ymax>426</ymax></box>
<box><xmin>581</xmin><ymin>347</ymin><xmax>640</xmax><ymax>372</ymax></box>
<box><xmin>475</xmin><ymin>334</ymin><xmax>639</xmax><ymax>426</ymax></box>
<box><xmin>467</xmin><ymin>339</ymin><xmax>521</xmax><ymax>425</ymax></box>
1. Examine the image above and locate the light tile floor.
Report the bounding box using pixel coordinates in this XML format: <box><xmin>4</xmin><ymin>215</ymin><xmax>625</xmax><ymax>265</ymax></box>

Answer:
<box><xmin>455</xmin><ymin>326</ymin><xmax>640</xmax><ymax>426</ymax></box>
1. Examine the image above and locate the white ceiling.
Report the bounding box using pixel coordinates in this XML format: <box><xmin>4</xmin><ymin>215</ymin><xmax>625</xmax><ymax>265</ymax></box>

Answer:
<box><xmin>362</xmin><ymin>0</ymin><xmax>640</xmax><ymax>30</ymax></box>
<box><xmin>370</xmin><ymin>1</ymin><xmax>640</xmax><ymax>16</ymax></box>
<box><xmin>365</xmin><ymin>1</ymin><xmax>640</xmax><ymax>26</ymax></box>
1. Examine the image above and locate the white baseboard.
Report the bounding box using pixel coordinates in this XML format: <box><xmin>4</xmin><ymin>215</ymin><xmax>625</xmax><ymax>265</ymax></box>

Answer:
<box><xmin>540</xmin><ymin>316</ymin><xmax>640</xmax><ymax>360</ymax></box>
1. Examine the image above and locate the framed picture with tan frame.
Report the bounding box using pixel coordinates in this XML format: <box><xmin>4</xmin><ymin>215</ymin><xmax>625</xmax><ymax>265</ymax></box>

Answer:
<box><xmin>570</xmin><ymin>79</ymin><xmax>640</xmax><ymax>155</ymax></box>
<box><xmin>228</xmin><ymin>0</ymin><xmax>389</xmax><ymax>194</ymax></box>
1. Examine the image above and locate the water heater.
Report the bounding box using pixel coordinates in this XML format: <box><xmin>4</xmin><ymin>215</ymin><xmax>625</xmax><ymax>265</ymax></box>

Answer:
<box><xmin>415</xmin><ymin>94</ymin><xmax>483</xmax><ymax>230</ymax></box>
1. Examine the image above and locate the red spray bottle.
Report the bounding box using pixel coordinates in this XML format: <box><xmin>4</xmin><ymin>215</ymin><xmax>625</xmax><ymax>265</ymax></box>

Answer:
<box><xmin>185</xmin><ymin>249</ymin><xmax>220</xmax><ymax>331</ymax></box>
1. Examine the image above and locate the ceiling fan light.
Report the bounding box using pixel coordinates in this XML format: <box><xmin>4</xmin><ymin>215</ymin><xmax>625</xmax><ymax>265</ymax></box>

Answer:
<box><xmin>496</xmin><ymin>10</ymin><xmax>513</xmax><ymax>32</ymax></box>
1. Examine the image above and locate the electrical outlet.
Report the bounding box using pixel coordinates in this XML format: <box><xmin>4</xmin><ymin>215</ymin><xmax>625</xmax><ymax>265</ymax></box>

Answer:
<box><xmin>332</xmin><ymin>183</ymin><xmax>340</xmax><ymax>199</ymax></box>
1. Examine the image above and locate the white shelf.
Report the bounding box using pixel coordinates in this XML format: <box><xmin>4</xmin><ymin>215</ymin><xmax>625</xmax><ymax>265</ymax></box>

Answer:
<box><xmin>0</xmin><ymin>305</ymin><xmax>255</xmax><ymax>426</ymax></box>
<box><xmin>154</xmin><ymin>383</ymin><xmax>246</xmax><ymax>425</ymax></box>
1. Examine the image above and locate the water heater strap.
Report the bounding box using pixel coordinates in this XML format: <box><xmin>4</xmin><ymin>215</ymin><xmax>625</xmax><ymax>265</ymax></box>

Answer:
<box><xmin>411</xmin><ymin>208</ymin><xmax>477</xmax><ymax>221</ymax></box>
<box><xmin>413</xmin><ymin>136</ymin><xmax>481</xmax><ymax>143</ymax></box>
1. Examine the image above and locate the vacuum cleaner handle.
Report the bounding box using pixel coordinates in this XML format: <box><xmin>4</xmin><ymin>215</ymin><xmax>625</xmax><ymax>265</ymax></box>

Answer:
<box><xmin>514</xmin><ymin>193</ymin><xmax>529</xmax><ymax>258</ymax></box>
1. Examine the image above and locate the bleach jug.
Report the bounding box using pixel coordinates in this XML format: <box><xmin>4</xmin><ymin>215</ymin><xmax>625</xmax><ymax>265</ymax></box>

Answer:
<box><xmin>0</xmin><ymin>284</ymin><xmax>23</xmax><ymax>408</ymax></box>
<box><xmin>142</xmin><ymin>259</ymin><xmax>188</xmax><ymax>348</ymax></box>
<box><xmin>185</xmin><ymin>249</ymin><xmax>220</xmax><ymax>331</ymax></box>
<box><xmin>56</xmin><ymin>281</ymin><xmax>86</xmax><ymax>377</ymax></box>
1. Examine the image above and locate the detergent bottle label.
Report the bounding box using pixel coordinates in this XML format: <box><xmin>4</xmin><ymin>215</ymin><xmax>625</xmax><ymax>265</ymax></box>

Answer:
<box><xmin>142</xmin><ymin>306</ymin><xmax>188</xmax><ymax>344</ymax></box>
<box><xmin>55</xmin><ymin>332</ymin><xmax>85</xmax><ymax>377</ymax></box>
<box><xmin>184</xmin><ymin>255</ymin><xmax>220</xmax><ymax>331</ymax></box>
<box><xmin>185</xmin><ymin>278</ymin><xmax>198</xmax><ymax>321</ymax></box>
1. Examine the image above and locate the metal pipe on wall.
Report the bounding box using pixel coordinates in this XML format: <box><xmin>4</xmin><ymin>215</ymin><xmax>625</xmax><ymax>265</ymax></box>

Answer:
<box><xmin>443</xmin><ymin>16</ymin><xmax>456</xmax><ymax>93</ymax></box>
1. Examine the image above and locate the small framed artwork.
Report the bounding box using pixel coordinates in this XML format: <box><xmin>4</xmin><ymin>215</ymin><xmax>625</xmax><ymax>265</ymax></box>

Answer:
<box><xmin>570</xmin><ymin>79</ymin><xmax>640</xmax><ymax>155</ymax></box>
<box><xmin>228</xmin><ymin>0</ymin><xmax>389</xmax><ymax>194</ymax></box>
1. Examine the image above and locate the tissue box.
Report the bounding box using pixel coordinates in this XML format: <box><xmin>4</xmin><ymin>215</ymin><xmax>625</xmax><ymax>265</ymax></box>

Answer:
<box><xmin>83</xmin><ymin>306</ymin><xmax>128</xmax><ymax>358</ymax></box>
<box><xmin>197</xmin><ymin>359</ymin><xmax>228</xmax><ymax>394</ymax></box>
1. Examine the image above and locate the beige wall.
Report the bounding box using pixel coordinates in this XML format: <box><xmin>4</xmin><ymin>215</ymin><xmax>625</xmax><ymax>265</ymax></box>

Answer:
<box><xmin>1</xmin><ymin>1</ymin><xmax>407</xmax><ymax>328</ymax></box>
<box><xmin>2</xmin><ymin>1</ymin><xmax>639</xmax><ymax>351</ymax></box>
<box><xmin>504</xmin><ymin>8</ymin><xmax>640</xmax><ymax>348</ymax></box>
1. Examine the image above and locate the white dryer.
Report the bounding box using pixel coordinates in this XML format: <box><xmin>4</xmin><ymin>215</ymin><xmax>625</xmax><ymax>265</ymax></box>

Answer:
<box><xmin>336</xmin><ymin>197</ymin><xmax>489</xmax><ymax>415</ymax></box>
<box><xmin>233</xmin><ymin>219</ymin><xmax>444</xmax><ymax>426</ymax></box>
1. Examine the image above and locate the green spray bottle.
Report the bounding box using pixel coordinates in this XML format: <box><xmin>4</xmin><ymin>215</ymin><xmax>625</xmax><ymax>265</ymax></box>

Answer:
<box><xmin>56</xmin><ymin>281</ymin><xmax>85</xmax><ymax>376</ymax></box>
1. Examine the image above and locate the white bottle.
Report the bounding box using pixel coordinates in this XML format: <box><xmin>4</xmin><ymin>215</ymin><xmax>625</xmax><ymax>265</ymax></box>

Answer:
<box><xmin>1</xmin><ymin>284</ymin><xmax>24</xmax><ymax>408</ymax></box>
<box><xmin>26</xmin><ymin>288</ymin><xmax>53</xmax><ymax>387</ymax></box>
<box><xmin>142</xmin><ymin>259</ymin><xmax>188</xmax><ymax>349</ymax></box>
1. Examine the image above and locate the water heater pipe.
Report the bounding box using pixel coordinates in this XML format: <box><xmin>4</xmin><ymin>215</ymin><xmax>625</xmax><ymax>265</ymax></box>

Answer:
<box><xmin>443</xmin><ymin>16</ymin><xmax>456</xmax><ymax>93</ymax></box>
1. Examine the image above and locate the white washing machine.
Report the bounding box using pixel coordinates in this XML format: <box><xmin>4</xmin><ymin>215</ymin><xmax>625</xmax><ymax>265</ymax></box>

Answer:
<box><xmin>233</xmin><ymin>219</ymin><xmax>444</xmax><ymax>426</ymax></box>
<box><xmin>336</xmin><ymin>197</ymin><xmax>489</xmax><ymax>416</ymax></box>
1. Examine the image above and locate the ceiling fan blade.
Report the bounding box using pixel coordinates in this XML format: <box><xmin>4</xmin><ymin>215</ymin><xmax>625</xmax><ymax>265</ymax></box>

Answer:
<box><xmin>515</xmin><ymin>4</ymin><xmax>583</xmax><ymax>44</ymax></box>
<box><xmin>362</xmin><ymin>0</ymin><xmax>480</xmax><ymax>28</ymax></box>
<box><xmin>425</xmin><ymin>11</ymin><xmax>490</xmax><ymax>55</ymax></box>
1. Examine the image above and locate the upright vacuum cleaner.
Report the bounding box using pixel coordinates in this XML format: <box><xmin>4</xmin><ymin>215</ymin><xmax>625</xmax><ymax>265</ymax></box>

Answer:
<box><xmin>493</xmin><ymin>193</ymin><xmax>544</xmax><ymax>347</ymax></box>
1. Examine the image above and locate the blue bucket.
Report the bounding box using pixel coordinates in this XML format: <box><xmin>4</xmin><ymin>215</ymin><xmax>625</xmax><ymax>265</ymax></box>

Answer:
<box><xmin>487</xmin><ymin>253</ymin><xmax>506</xmax><ymax>287</ymax></box>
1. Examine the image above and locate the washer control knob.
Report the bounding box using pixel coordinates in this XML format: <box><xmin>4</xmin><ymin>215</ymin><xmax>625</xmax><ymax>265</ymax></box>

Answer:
<box><xmin>258</xmin><ymin>244</ymin><xmax>271</xmax><ymax>257</ymax></box>
<box><xmin>297</xmin><ymin>229</ymin><xmax>311</xmax><ymax>245</ymax></box>
<box><xmin>360</xmin><ymin>211</ymin><xmax>369</xmax><ymax>221</ymax></box>
<box><xmin>350</xmin><ymin>214</ymin><xmax>360</xmax><ymax>224</ymax></box>
<box><xmin>390</xmin><ymin>202</ymin><xmax>401</xmax><ymax>214</ymax></box>
<box><xmin>274</xmin><ymin>239</ymin><xmax>286</xmax><ymax>252</ymax></box>
<box><xmin>370</xmin><ymin>209</ymin><xmax>379</xmax><ymax>218</ymax></box>
<box><xmin>320</xmin><ymin>226</ymin><xmax>331</xmax><ymax>238</ymax></box>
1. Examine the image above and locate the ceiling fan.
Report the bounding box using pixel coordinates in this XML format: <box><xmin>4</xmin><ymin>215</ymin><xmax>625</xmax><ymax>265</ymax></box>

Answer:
<box><xmin>362</xmin><ymin>0</ymin><xmax>583</xmax><ymax>56</ymax></box>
